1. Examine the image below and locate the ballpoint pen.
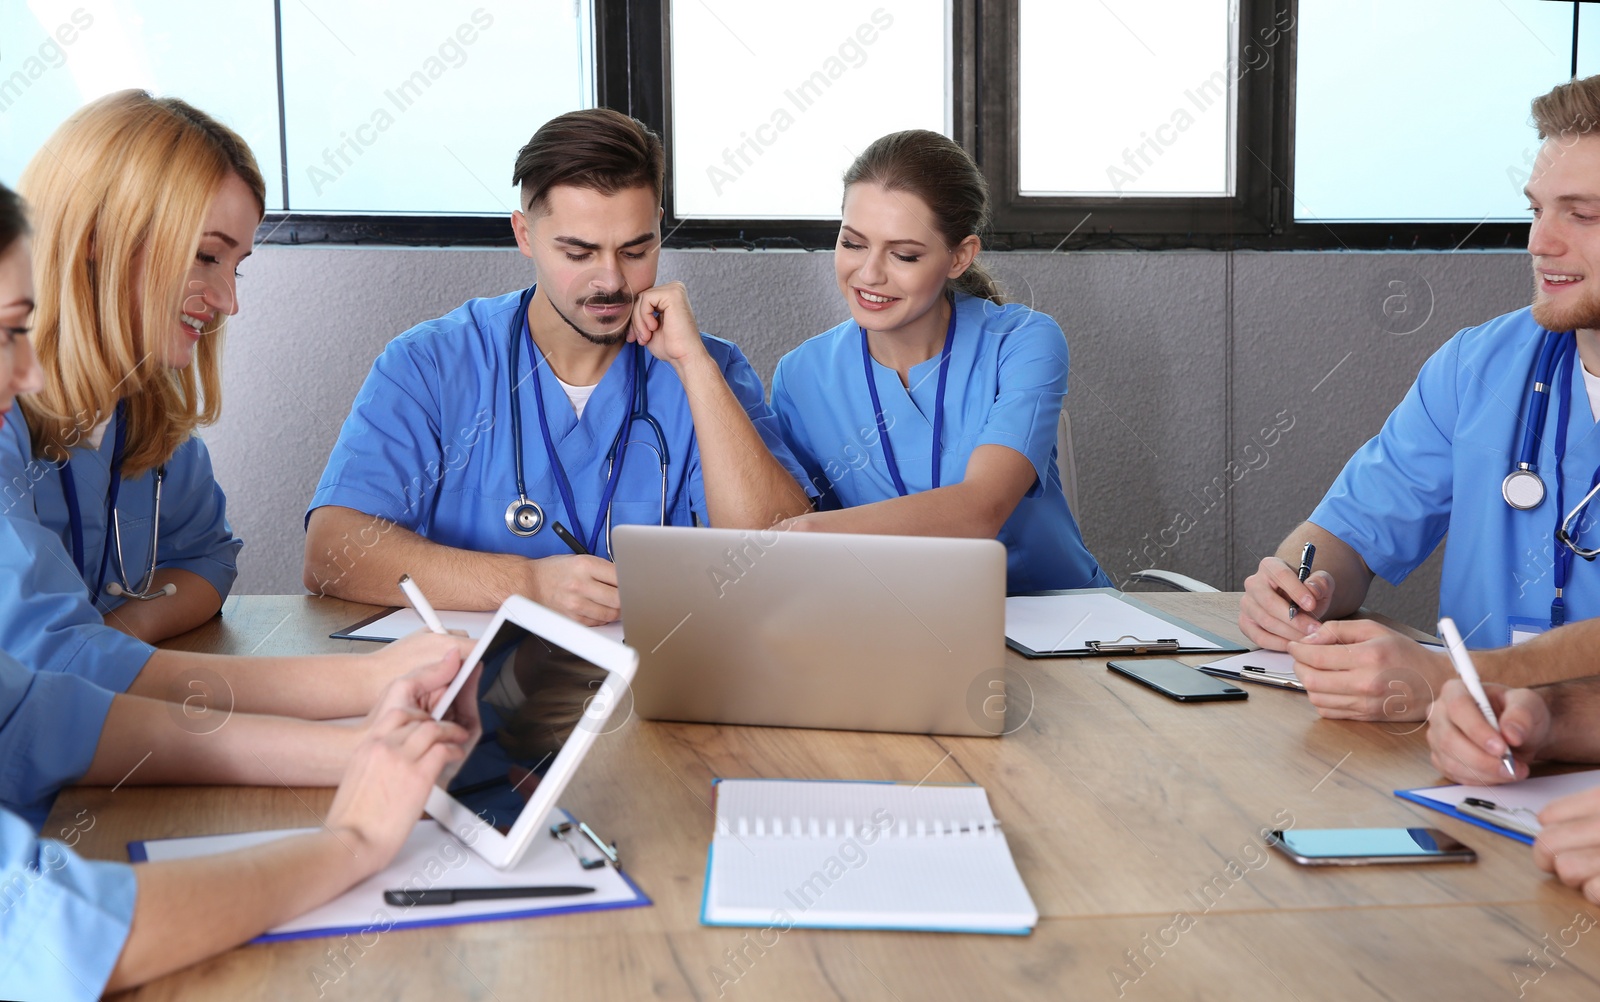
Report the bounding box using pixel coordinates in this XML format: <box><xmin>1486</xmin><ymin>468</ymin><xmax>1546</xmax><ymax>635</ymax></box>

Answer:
<box><xmin>1439</xmin><ymin>617</ymin><xmax>1517</xmax><ymax>779</ymax></box>
<box><xmin>398</xmin><ymin>573</ymin><xmax>447</xmax><ymax>634</ymax></box>
<box><xmin>1288</xmin><ymin>542</ymin><xmax>1316</xmax><ymax>621</ymax></box>
<box><xmin>384</xmin><ymin>885</ymin><xmax>595</xmax><ymax>906</ymax></box>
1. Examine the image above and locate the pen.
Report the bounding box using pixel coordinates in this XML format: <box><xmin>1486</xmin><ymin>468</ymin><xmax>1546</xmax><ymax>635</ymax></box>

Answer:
<box><xmin>384</xmin><ymin>885</ymin><xmax>595</xmax><ymax>907</ymax></box>
<box><xmin>398</xmin><ymin>574</ymin><xmax>447</xmax><ymax>635</ymax></box>
<box><xmin>1438</xmin><ymin>617</ymin><xmax>1517</xmax><ymax>779</ymax></box>
<box><xmin>551</xmin><ymin>520</ymin><xmax>588</xmax><ymax>556</ymax></box>
<box><xmin>1287</xmin><ymin>542</ymin><xmax>1316</xmax><ymax>621</ymax></box>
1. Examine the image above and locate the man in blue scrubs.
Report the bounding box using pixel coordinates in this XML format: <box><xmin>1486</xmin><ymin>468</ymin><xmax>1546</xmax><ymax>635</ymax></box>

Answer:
<box><xmin>1241</xmin><ymin>75</ymin><xmax>1600</xmax><ymax>720</ymax></box>
<box><xmin>304</xmin><ymin>109</ymin><xmax>812</xmax><ymax>625</ymax></box>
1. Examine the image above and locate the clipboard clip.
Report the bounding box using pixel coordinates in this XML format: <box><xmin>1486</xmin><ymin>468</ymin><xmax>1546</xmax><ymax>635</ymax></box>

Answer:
<box><xmin>1085</xmin><ymin>636</ymin><xmax>1180</xmax><ymax>655</ymax></box>
<box><xmin>551</xmin><ymin>819</ymin><xmax>622</xmax><ymax>870</ymax></box>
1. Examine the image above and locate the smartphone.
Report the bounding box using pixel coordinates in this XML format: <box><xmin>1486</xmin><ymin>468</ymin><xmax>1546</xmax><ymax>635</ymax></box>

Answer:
<box><xmin>1271</xmin><ymin>828</ymin><xmax>1477</xmax><ymax>866</ymax></box>
<box><xmin>1106</xmin><ymin>659</ymin><xmax>1248</xmax><ymax>702</ymax></box>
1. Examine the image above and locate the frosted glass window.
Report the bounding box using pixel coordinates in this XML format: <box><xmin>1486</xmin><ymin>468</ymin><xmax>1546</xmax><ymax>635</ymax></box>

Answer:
<box><xmin>0</xmin><ymin>1</ymin><xmax>283</xmax><ymax>209</ymax></box>
<box><xmin>1018</xmin><ymin>0</ymin><xmax>1236</xmax><ymax>197</ymax></box>
<box><xmin>670</xmin><ymin>1</ymin><xmax>948</xmax><ymax>219</ymax></box>
<box><xmin>280</xmin><ymin>1</ymin><xmax>593</xmax><ymax>214</ymax></box>
<box><xmin>1295</xmin><ymin>0</ymin><xmax>1572</xmax><ymax>222</ymax></box>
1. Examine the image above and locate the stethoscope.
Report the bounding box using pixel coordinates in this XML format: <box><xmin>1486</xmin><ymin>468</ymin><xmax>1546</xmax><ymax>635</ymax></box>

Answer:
<box><xmin>1502</xmin><ymin>328</ymin><xmax>1600</xmax><ymax>627</ymax></box>
<box><xmin>504</xmin><ymin>285</ymin><xmax>670</xmax><ymax>555</ymax></box>
<box><xmin>861</xmin><ymin>295</ymin><xmax>957</xmax><ymax>495</ymax></box>
<box><xmin>57</xmin><ymin>401</ymin><xmax>176</xmax><ymax>603</ymax></box>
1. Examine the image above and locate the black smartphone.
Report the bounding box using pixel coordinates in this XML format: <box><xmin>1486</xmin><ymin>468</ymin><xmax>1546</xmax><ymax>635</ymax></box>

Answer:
<box><xmin>1107</xmin><ymin>659</ymin><xmax>1248</xmax><ymax>702</ymax></box>
<box><xmin>1271</xmin><ymin>828</ymin><xmax>1476</xmax><ymax>866</ymax></box>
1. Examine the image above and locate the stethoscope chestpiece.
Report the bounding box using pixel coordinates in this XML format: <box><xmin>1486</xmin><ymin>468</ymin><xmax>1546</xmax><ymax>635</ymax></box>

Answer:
<box><xmin>1502</xmin><ymin>468</ymin><xmax>1547</xmax><ymax>511</ymax></box>
<box><xmin>506</xmin><ymin>497</ymin><xmax>546</xmax><ymax>537</ymax></box>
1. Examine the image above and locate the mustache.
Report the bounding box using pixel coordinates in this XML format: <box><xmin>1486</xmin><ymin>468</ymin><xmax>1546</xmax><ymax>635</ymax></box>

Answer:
<box><xmin>579</xmin><ymin>291</ymin><xmax>633</xmax><ymax>308</ymax></box>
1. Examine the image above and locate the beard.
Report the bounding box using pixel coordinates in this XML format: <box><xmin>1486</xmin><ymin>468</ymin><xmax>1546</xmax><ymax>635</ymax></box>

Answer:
<box><xmin>550</xmin><ymin>293</ymin><xmax>632</xmax><ymax>346</ymax></box>
<box><xmin>1531</xmin><ymin>276</ymin><xmax>1600</xmax><ymax>332</ymax></box>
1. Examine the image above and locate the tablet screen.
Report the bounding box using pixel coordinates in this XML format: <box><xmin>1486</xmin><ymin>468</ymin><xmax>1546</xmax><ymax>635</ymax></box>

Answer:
<box><xmin>436</xmin><ymin>617</ymin><xmax>615</xmax><ymax>832</ymax></box>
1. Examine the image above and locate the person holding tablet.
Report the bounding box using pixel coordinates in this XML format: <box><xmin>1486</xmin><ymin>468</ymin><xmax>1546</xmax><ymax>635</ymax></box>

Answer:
<box><xmin>768</xmin><ymin>130</ymin><xmax>1108</xmax><ymax>593</ymax></box>
<box><xmin>304</xmin><ymin>108</ymin><xmax>812</xmax><ymax>625</ymax></box>
<box><xmin>1241</xmin><ymin>75</ymin><xmax>1600</xmax><ymax>720</ymax></box>
<box><xmin>0</xmin><ymin>181</ymin><xmax>474</xmax><ymax>999</ymax></box>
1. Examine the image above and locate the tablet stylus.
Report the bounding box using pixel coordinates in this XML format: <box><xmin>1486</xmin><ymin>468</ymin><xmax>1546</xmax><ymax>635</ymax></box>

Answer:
<box><xmin>384</xmin><ymin>885</ymin><xmax>596</xmax><ymax>906</ymax></box>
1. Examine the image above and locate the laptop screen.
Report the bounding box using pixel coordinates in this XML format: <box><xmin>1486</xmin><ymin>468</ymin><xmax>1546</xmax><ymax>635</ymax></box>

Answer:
<box><xmin>435</xmin><ymin>618</ymin><xmax>612</xmax><ymax>832</ymax></box>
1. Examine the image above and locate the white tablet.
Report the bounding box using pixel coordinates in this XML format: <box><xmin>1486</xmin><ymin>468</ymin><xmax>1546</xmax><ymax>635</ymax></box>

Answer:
<box><xmin>423</xmin><ymin>594</ymin><xmax>638</xmax><ymax>870</ymax></box>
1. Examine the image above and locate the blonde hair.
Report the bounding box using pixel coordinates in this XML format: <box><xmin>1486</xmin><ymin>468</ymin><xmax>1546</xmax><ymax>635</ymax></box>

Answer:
<box><xmin>17</xmin><ymin>90</ymin><xmax>264</xmax><ymax>476</ymax></box>
<box><xmin>1532</xmin><ymin>75</ymin><xmax>1600</xmax><ymax>140</ymax></box>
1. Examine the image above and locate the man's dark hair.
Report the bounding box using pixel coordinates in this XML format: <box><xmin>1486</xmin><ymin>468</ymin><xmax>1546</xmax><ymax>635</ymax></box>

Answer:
<box><xmin>512</xmin><ymin>108</ymin><xmax>665</xmax><ymax>213</ymax></box>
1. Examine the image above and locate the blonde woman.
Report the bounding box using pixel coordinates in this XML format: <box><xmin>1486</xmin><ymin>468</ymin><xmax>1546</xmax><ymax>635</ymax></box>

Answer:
<box><xmin>0</xmin><ymin>178</ymin><xmax>477</xmax><ymax>1000</ymax></box>
<box><xmin>0</xmin><ymin>92</ymin><xmax>451</xmax><ymax>718</ymax></box>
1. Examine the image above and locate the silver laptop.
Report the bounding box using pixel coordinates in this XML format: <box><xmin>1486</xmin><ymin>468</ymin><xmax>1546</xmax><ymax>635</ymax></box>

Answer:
<box><xmin>611</xmin><ymin>525</ymin><xmax>1009</xmax><ymax>737</ymax></box>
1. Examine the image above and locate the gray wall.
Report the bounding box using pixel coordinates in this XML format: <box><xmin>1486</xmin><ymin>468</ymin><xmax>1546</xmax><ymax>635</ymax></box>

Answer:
<box><xmin>209</xmin><ymin>246</ymin><xmax>1531</xmax><ymax>633</ymax></box>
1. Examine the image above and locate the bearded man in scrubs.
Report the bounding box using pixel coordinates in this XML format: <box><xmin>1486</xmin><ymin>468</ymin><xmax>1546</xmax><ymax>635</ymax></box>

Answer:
<box><xmin>1239</xmin><ymin>75</ymin><xmax>1600</xmax><ymax>721</ymax></box>
<box><xmin>305</xmin><ymin>109</ymin><xmax>812</xmax><ymax>625</ymax></box>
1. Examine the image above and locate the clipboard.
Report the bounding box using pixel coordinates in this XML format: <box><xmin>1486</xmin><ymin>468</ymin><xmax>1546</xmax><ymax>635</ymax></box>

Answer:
<box><xmin>1004</xmin><ymin>588</ymin><xmax>1246</xmax><ymax>659</ymax></box>
<box><xmin>128</xmin><ymin>811</ymin><xmax>649</xmax><ymax>943</ymax></box>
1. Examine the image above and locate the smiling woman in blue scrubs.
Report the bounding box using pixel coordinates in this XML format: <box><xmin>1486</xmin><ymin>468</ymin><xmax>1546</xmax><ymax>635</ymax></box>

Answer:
<box><xmin>0</xmin><ymin>94</ymin><xmax>459</xmax><ymax>718</ymax></box>
<box><xmin>0</xmin><ymin>180</ymin><xmax>473</xmax><ymax>1001</ymax></box>
<box><xmin>770</xmin><ymin>130</ymin><xmax>1108</xmax><ymax>593</ymax></box>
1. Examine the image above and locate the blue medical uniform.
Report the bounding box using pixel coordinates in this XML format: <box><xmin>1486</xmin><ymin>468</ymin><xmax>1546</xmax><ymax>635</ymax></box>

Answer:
<box><xmin>0</xmin><ymin>410</ymin><xmax>241</xmax><ymax>690</ymax></box>
<box><xmin>308</xmin><ymin>288</ymin><xmax>810</xmax><ymax>562</ymax></box>
<box><xmin>0</xmin><ymin>648</ymin><xmax>133</xmax><ymax>1001</ymax></box>
<box><xmin>770</xmin><ymin>293</ymin><xmax>1110</xmax><ymax>593</ymax></box>
<box><xmin>1310</xmin><ymin>307</ymin><xmax>1600</xmax><ymax>647</ymax></box>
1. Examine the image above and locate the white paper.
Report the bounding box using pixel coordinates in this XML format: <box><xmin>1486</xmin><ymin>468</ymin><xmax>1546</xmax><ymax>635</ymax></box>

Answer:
<box><xmin>705</xmin><ymin>780</ymin><xmax>1036</xmax><ymax>933</ymax></box>
<box><xmin>1199</xmin><ymin>649</ymin><xmax>1297</xmax><ymax>678</ymax></box>
<box><xmin>137</xmin><ymin>818</ymin><xmax>641</xmax><ymax>937</ymax></box>
<box><xmin>1406</xmin><ymin>769</ymin><xmax>1600</xmax><ymax>826</ymax></box>
<box><xmin>342</xmin><ymin>607</ymin><xmax>626</xmax><ymax>646</ymax></box>
<box><xmin>1004</xmin><ymin>593</ymin><xmax>1221</xmax><ymax>653</ymax></box>
<box><xmin>341</xmin><ymin>608</ymin><xmax>498</xmax><ymax>641</ymax></box>
<box><xmin>1201</xmin><ymin>642</ymin><xmax>1445</xmax><ymax>679</ymax></box>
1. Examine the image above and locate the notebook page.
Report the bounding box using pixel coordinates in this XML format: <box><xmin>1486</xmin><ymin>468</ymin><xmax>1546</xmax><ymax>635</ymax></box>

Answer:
<box><xmin>707</xmin><ymin>835</ymin><xmax>1036</xmax><ymax>931</ymax></box>
<box><xmin>1005</xmin><ymin>593</ymin><xmax>1221</xmax><ymax>653</ymax></box>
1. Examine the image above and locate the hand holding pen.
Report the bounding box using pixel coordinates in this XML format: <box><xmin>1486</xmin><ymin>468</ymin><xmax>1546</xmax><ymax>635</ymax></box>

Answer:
<box><xmin>1428</xmin><ymin>619</ymin><xmax>1553</xmax><ymax>784</ymax></box>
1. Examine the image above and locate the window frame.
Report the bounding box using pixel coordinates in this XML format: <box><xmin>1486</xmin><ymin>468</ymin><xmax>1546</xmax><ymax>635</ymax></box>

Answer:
<box><xmin>252</xmin><ymin>0</ymin><xmax>1539</xmax><ymax>252</ymax></box>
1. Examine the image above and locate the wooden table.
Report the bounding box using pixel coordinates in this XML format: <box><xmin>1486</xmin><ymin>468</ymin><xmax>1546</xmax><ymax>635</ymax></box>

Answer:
<box><xmin>54</xmin><ymin>593</ymin><xmax>1600</xmax><ymax>1000</ymax></box>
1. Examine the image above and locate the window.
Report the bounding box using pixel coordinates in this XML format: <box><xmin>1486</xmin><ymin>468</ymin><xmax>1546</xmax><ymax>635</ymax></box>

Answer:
<box><xmin>1</xmin><ymin>0</ymin><xmax>593</xmax><ymax>222</ymax></box>
<box><xmin>1017</xmin><ymin>0</ymin><xmax>1234</xmax><ymax>198</ymax></box>
<box><xmin>6</xmin><ymin>0</ymin><xmax>1589</xmax><ymax>249</ymax></box>
<box><xmin>667</xmin><ymin>1</ymin><xmax>948</xmax><ymax>220</ymax></box>
<box><xmin>280</xmin><ymin>1</ymin><xmax>592</xmax><ymax>214</ymax></box>
<box><xmin>1294</xmin><ymin>0</ymin><xmax>1573</xmax><ymax>222</ymax></box>
<box><xmin>0</xmin><ymin>1</ymin><xmax>281</xmax><ymax>207</ymax></box>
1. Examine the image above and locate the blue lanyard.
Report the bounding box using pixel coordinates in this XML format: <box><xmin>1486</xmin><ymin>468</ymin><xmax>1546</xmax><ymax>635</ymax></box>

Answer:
<box><xmin>1551</xmin><ymin>335</ymin><xmax>1590</xmax><ymax>627</ymax></box>
<box><xmin>524</xmin><ymin>327</ymin><xmax>636</xmax><ymax>558</ymax></box>
<box><xmin>57</xmin><ymin>401</ymin><xmax>126</xmax><ymax>599</ymax></box>
<box><xmin>860</xmin><ymin>301</ymin><xmax>957</xmax><ymax>496</ymax></box>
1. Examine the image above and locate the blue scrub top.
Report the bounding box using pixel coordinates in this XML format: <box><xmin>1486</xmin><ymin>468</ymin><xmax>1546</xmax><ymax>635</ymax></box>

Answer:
<box><xmin>0</xmin><ymin>647</ymin><xmax>130</xmax><ymax>1000</ymax></box>
<box><xmin>0</xmin><ymin>807</ymin><xmax>135</xmax><ymax>1002</ymax></box>
<box><xmin>770</xmin><ymin>293</ymin><xmax>1110</xmax><ymax>594</ymax></box>
<box><xmin>308</xmin><ymin>288</ymin><xmax>811</xmax><ymax>564</ymax></box>
<box><xmin>0</xmin><ymin>644</ymin><xmax>112</xmax><ymax>826</ymax></box>
<box><xmin>1310</xmin><ymin>306</ymin><xmax>1600</xmax><ymax>647</ymax></box>
<box><xmin>0</xmin><ymin>410</ymin><xmax>241</xmax><ymax>690</ymax></box>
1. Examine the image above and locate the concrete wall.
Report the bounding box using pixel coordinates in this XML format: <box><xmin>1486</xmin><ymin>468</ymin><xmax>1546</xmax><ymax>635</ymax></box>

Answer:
<box><xmin>208</xmin><ymin>245</ymin><xmax>1532</xmax><ymax>632</ymax></box>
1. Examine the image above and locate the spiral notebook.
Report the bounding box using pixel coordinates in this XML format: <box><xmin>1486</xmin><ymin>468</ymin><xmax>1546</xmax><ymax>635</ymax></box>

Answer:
<box><xmin>701</xmin><ymin>779</ymin><xmax>1037</xmax><ymax>935</ymax></box>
